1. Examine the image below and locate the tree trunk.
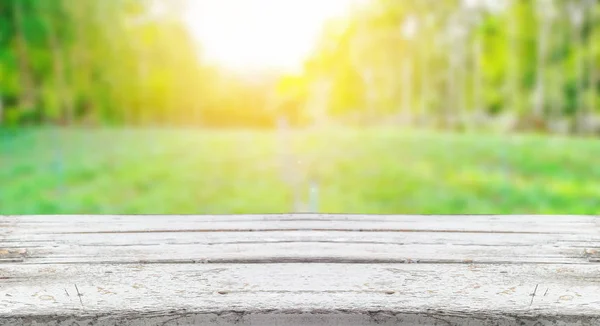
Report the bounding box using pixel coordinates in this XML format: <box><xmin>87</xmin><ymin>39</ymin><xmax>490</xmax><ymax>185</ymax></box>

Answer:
<box><xmin>419</xmin><ymin>33</ymin><xmax>428</xmax><ymax>125</ymax></box>
<box><xmin>103</xmin><ymin>2</ymin><xmax>126</xmax><ymax>126</ymax></box>
<box><xmin>571</xmin><ymin>2</ymin><xmax>587</xmax><ymax>133</ymax></box>
<box><xmin>588</xmin><ymin>0</ymin><xmax>597</xmax><ymax>122</ymax></box>
<box><xmin>550</xmin><ymin>0</ymin><xmax>565</xmax><ymax>131</ymax></box>
<box><xmin>473</xmin><ymin>31</ymin><xmax>483</xmax><ymax>123</ymax></box>
<box><xmin>134</xmin><ymin>32</ymin><xmax>147</xmax><ymax>127</ymax></box>
<box><xmin>363</xmin><ymin>69</ymin><xmax>375</xmax><ymax>124</ymax></box>
<box><xmin>0</xmin><ymin>92</ymin><xmax>4</xmax><ymax>125</ymax></box>
<box><xmin>13</xmin><ymin>1</ymin><xmax>37</xmax><ymax>119</ymax></box>
<box><xmin>402</xmin><ymin>57</ymin><xmax>412</xmax><ymax>124</ymax></box>
<box><xmin>70</xmin><ymin>0</ymin><xmax>93</xmax><ymax>125</ymax></box>
<box><xmin>44</xmin><ymin>6</ymin><xmax>74</xmax><ymax>126</ymax></box>
<box><xmin>446</xmin><ymin>39</ymin><xmax>456</xmax><ymax>129</ymax></box>
<box><xmin>506</xmin><ymin>0</ymin><xmax>519</xmax><ymax>118</ymax></box>
<box><xmin>534</xmin><ymin>0</ymin><xmax>548</xmax><ymax>119</ymax></box>
<box><xmin>447</xmin><ymin>17</ymin><xmax>462</xmax><ymax>129</ymax></box>
<box><xmin>456</xmin><ymin>26</ymin><xmax>466</xmax><ymax>129</ymax></box>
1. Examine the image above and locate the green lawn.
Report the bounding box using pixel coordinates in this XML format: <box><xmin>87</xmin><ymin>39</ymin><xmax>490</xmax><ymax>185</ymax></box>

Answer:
<box><xmin>2</xmin><ymin>127</ymin><xmax>600</xmax><ymax>214</ymax></box>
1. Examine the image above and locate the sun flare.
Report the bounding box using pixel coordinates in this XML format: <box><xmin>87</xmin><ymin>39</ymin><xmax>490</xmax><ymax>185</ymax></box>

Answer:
<box><xmin>185</xmin><ymin>0</ymin><xmax>363</xmax><ymax>73</ymax></box>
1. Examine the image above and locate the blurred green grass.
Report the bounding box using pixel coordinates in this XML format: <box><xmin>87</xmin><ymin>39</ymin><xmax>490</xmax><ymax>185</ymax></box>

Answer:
<box><xmin>2</xmin><ymin>127</ymin><xmax>600</xmax><ymax>214</ymax></box>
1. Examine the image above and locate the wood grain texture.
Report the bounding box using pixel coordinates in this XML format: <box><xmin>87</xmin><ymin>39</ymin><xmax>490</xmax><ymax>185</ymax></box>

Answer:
<box><xmin>1</xmin><ymin>214</ymin><xmax>600</xmax><ymax>325</ymax></box>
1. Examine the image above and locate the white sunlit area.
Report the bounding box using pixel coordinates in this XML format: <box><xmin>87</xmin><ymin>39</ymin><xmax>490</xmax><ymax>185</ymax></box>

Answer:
<box><xmin>0</xmin><ymin>0</ymin><xmax>599</xmax><ymax>215</ymax></box>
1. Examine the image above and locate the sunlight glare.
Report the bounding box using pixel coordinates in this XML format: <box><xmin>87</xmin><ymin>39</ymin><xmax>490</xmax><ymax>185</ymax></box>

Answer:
<box><xmin>185</xmin><ymin>0</ymin><xmax>364</xmax><ymax>73</ymax></box>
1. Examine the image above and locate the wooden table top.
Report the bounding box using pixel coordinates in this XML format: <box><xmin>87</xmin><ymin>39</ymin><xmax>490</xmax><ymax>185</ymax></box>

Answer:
<box><xmin>1</xmin><ymin>214</ymin><xmax>599</xmax><ymax>325</ymax></box>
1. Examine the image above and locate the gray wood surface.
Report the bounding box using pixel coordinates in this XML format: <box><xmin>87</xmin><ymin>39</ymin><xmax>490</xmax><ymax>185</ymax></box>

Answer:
<box><xmin>1</xmin><ymin>214</ymin><xmax>600</xmax><ymax>325</ymax></box>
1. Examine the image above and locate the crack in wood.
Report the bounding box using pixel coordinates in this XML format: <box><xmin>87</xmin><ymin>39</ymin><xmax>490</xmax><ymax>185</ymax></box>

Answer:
<box><xmin>529</xmin><ymin>284</ymin><xmax>539</xmax><ymax>306</ymax></box>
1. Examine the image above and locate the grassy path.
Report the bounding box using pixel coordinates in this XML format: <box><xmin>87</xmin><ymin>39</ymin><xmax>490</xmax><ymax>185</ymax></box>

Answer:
<box><xmin>1</xmin><ymin>127</ymin><xmax>599</xmax><ymax>214</ymax></box>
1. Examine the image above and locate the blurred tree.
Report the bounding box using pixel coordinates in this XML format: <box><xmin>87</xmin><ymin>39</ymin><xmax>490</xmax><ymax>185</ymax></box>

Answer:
<box><xmin>0</xmin><ymin>0</ymin><xmax>598</xmax><ymax>133</ymax></box>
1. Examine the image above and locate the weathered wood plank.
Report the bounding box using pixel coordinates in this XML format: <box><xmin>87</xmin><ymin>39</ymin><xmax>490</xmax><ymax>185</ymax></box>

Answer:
<box><xmin>6</xmin><ymin>214</ymin><xmax>597</xmax><ymax>222</ymax></box>
<box><xmin>2</xmin><ymin>214</ymin><xmax>599</xmax><ymax>265</ymax></box>
<box><xmin>3</xmin><ymin>214</ymin><xmax>598</xmax><ymax>234</ymax></box>
<box><xmin>5</xmin><ymin>229</ymin><xmax>598</xmax><ymax>246</ymax></box>
<box><xmin>5</xmin><ymin>241</ymin><xmax>597</xmax><ymax>265</ymax></box>
<box><xmin>1</xmin><ymin>214</ymin><xmax>600</xmax><ymax>325</ymax></box>
<box><xmin>1</xmin><ymin>263</ymin><xmax>600</xmax><ymax>325</ymax></box>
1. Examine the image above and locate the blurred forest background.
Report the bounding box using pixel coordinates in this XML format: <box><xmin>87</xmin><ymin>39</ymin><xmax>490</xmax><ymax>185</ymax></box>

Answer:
<box><xmin>1</xmin><ymin>0</ymin><xmax>600</xmax><ymax>214</ymax></box>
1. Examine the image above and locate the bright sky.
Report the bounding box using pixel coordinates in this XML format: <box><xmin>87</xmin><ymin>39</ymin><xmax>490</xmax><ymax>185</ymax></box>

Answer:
<box><xmin>185</xmin><ymin>0</ymin><xmax>364</xmax><ymax>73</ymax></box>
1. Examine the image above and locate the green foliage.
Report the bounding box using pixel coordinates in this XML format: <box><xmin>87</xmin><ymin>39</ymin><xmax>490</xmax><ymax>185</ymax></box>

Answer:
<box><xmin>301</xmin><ymin>0</ymin><xmax>599</xmax><ymax>131</ymax></box>
<box><xmin>0</xmin><ymin>0</ymin><xmax>235</xmax><ymax>126</ymax></box>
<box><xmin>0</xmin><ymin>0</ymin><xmax>598</xmax><ymax>131</ymax></box>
